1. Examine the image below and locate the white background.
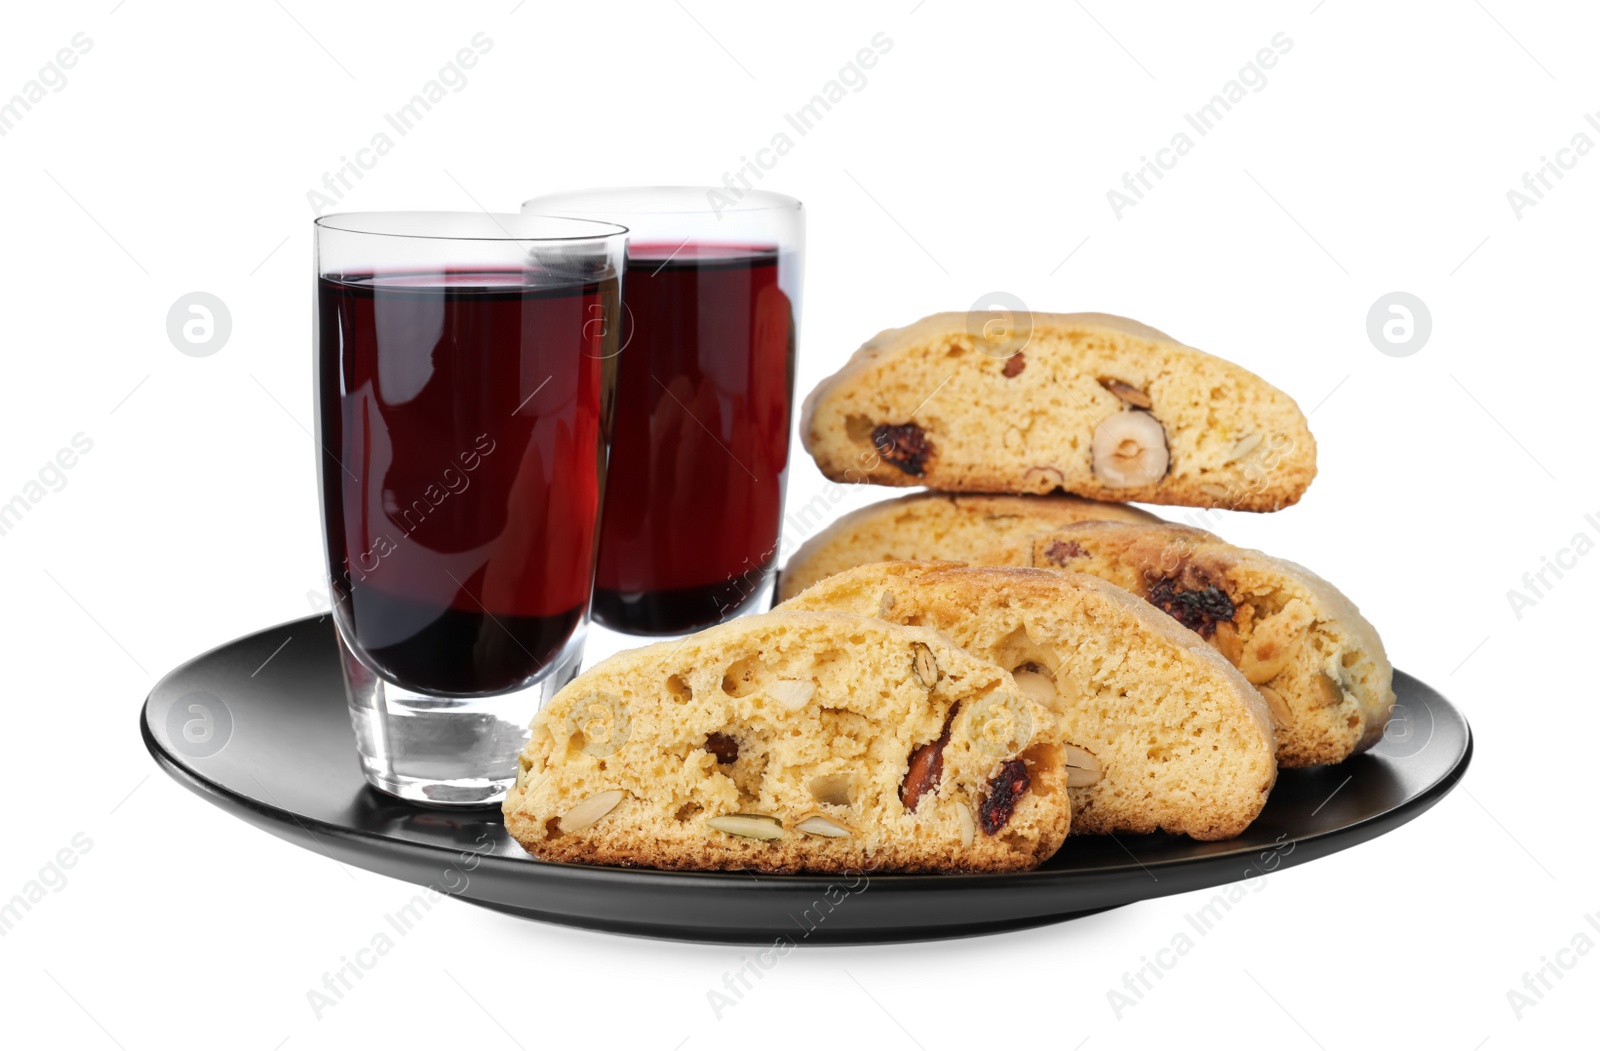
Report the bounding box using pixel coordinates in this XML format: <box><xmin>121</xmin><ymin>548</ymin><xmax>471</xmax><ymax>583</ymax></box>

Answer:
<box><xmin>2</xmin><ymin>1</ymin><xmax>1594</xmax><ymax>1047</ymax></box>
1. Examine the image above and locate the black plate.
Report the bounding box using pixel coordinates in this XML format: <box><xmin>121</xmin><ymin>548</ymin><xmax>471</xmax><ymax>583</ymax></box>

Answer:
<box><xmin>142</xmin><ymin>616</ymin><xmax>1471</xmax><ymax>944</ymax></box>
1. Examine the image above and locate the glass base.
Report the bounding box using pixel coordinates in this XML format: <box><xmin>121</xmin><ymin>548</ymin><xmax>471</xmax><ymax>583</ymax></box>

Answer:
<box><xmin>338</xmin><ymin>628</ymin><xmax>585</xmax><ymax>807</ymax></box>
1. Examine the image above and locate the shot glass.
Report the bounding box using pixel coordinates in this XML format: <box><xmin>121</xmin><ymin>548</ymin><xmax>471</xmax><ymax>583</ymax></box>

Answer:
<box><xmin>522</xmin><ymin>187</ymin><xmax>803</xmax><ymax>645</ymax></box>
<box><xmin>314</xmin><ymin>211</ymin><xmax>626</xmax><ymax>805</ymax></box>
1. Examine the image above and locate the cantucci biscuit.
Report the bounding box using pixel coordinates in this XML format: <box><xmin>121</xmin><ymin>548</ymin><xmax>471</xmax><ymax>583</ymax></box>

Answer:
<box><xmin>777</xmin><ymin>491</ymin><xmax>1159</xmax><ymax>602</ymax></box>
<box><xmin>984</xmin><ymin>522</ymin><xmax>1395</xmax><ymax>768</ymax></box>
<box><xmin>781</xmin><ymin>563</ymin><xmax>1277</xmax><ymax>841</ymax></box>
<box><xmin>503</xmin><ymin>611</ymin><xmax>1072</xmax><ymax>873</ymax></box>
<box><xmin>800</xmin><ymin>312</ymin><xmax>1316</xmax><ymax>511</ymax></box>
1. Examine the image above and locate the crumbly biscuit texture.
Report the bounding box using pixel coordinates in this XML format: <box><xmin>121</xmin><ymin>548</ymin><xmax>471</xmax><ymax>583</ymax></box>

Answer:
<box><xmin>801</xmin><ymin>312</ymin><xmax>1316</xmax><ymax>511</ymax></box>
<box><xmin>781</xmin><ymin>563</ymin><xmax>1277</xmax><ymax>840</ymax></box>
<box><xmin>984</xmin><ymin>522</ymin><xmax>1395</xmax><ymax>767</ymax></box>
<box><xmin>778</xmin><ymin>491</ymin><xmax>1159</xmax><ymax>601</ymax></box>
<box><xmin>503</xmin><ymin>611</ymin><xmax>1072</xmax><ymax>873</ymax></box>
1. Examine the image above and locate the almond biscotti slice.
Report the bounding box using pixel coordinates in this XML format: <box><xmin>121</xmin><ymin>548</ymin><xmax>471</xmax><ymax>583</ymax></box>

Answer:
<box><xmin>984</xmin><ymin>522</ymin><xmax>1395</xmax><ymax>768</ymax></box>
<box><xmin>780</xmin><ymin>563</ymin><xmax>1276</xmax><ymax>841</ymax></box>
<box><xmin>800</xmin><ymin>312</ymin><xmax>1316</xmax><ymax>511</ymax></box>
<box><xmin>503</xmin><ymin>611</ymin><xmax>1071</xmax><ymax>873</ymax></box>
<box><xmin>777</xmin><ymin>491</ymin><xmax>1160</xmax><ymax>602</ymax></box>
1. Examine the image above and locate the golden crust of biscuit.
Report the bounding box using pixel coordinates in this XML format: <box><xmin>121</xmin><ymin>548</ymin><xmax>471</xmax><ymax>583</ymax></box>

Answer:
<box><xmin>503</xmin><ymin>611</ymin><xmax>1072</xmax><ymax>873</ymax></box>
<box><xmin>781</xmin><ymin>563</ymin><xmax>1277</xmax><ymax>841</ymax></box>
<box><xmin>801</xmin><ymin>312</ymin><xmax>1316</xmax><ymax>511</ymax></box>
<box><xmin>983</xmin><ymin>521</ymin><xmax>1396</xmax><ymax>767</ymax></box>
<box><xmin>778</xmin><ymin>490</ymin><xmax>1159</xmax><ymax>601</ymax></box>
